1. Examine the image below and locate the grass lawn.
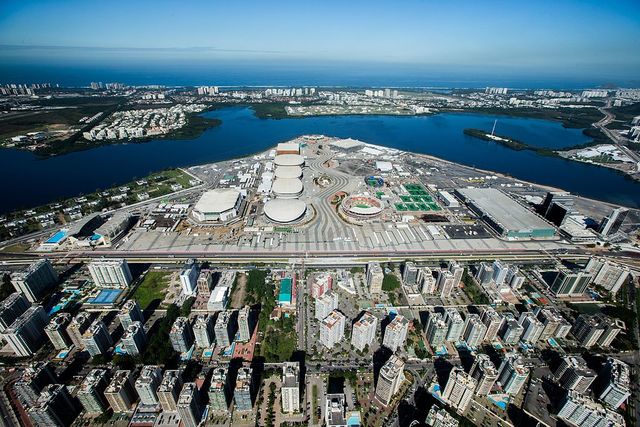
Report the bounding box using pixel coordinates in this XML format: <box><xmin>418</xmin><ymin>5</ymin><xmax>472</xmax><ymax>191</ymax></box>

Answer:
<box><xmin>133</xmin><ymin>271</ymin><xmax>170</xmax><ymax>309</ymax></box>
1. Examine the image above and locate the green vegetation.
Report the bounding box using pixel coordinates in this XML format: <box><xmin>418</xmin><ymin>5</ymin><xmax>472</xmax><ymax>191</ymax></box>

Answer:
<box><xmin>382</xmin><ymin>273</ymin><xmax>400</xmax><ymax>292</ymax></box>
<box><xmin>250</xmin><ymin>102</ymin><xmax>291</xmax><ymax>119</ymax></box>
<box><xmin>261</xmin><ymin>312</ymin><xmax>297</xmax><ymax>362</ymax></box>
<box><xmin>0</xmin><ymin>273</ymin><xmax>14</xmax><ymax>301</ymax></box>
<box><xmin>312</xmin><ymin>385</ymin><xmax>319</xmax><ymax>424</ymax></box>
<box><xmin>180</xmin><ymin>297</ymin><xmax>195</xmax><ymax>317</ymax></box>
<box><xmin>133</xmin><ymin>271</ymin><xmax>170</xmax><ymax>310</ymax></box>
<box><xmin>160</xmin><ymin>113</ymin><xmax>221</xmax><ymax>140</ymax></box>
<box><xmin>461</xmin><ymin>271</ymin><xmax>490</xmax><ymax>304</ymax></box>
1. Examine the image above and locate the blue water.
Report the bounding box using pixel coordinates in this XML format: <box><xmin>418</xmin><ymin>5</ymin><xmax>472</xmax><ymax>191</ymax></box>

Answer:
<box><xmin>1</xmin><ymin>106</ymin><xmax>639</xmax><ymax>215</ymax></box>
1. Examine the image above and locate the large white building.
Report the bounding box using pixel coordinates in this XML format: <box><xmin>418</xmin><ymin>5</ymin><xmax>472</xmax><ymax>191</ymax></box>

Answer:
<box><xmin>470</xmin><ymin>354</ymin><xmax>498</xmax><ymax>396</ymax></box>
<box><xmin>351</xmin><ymin>311</ymin><xmax>377</xmax><ymax>352</ymax></box>
<box><xmin>135</xmin><ymin>365</ymin><xmax>162</xmax><ymax>406</ymax></box>
<box><xmin>444</xmin><ymin>308</ymin><xmax>464</xmax><ymax>342</ymax></box>
<box><xmin>191</xmin><ymin>188</ymin><xmax>243</xmax><ymax>223</ymax></box>
<box><xmin>88</xmin><ymin>259</ymin><xmax>132</xmax><ymax>288</ymax></box>
<box><xmin>585</xmin><ymin>257</ymin><xmax>631</xmax><ymax>295</ymax></box>
<box><xmin>425</xmin><ymin>312</ymin><xmax>448</xmax><ymax>349</ymax></box>
<box><xmin>480</xmin><ymin>307</ymin><xmax>503</xmax><ymax>342</ymax></box>
<box><xmin>497</xmin><ymin>353</ymin><xmax>529</xmax><ymax>395</ymax></box>
<box><xmin>180</xmin><ymin>259</ymin><xmax>199</xmax><ymax>296</ymax></box>
<box><xmin>375</xmin><ymin>355</ymin><xmax>405</xmax><ymax>406</ymax></box>
<box><xmin>383</xmin><ymin>314</ymin><xmax>409</xmax><ymax>352</ymax></box>
<box><xmin>518</xmin><ymin>312</ymin><xmax>544</xmax><ymax>344</ymax></box>
<box><xmin>598</xmin><ymin>358</ymin><xmax>631</xmax><ymax>409</ymax></box>
<box><xmin>315</xmin><ymin>290</ymin><xmax>339</xmax><ymax>321</ymax></box>
<box><xmin>558</xmin><ymin>390</ymin><xmax>625</xmax><ymax>427</ymax></box>
<box><xmin>281</xmin><ymin>362</ymin><xmax>300</xmax><ymax>413</ymax></box>
<box><xmin>320</xmin><ymin>310</ymin><xmax>346</xmax><ymax>349</ymax></box>
<box><xmin>11</xmin><ymin>259</ymin><xmax>58</xmax><ymax>303</ymax></box>
<box><xmin>442</xmin><ymin>367</ymin><xmax>477</xmax><ymax>414</ymax></box>
<box><xmin>4</xmin><ymin>306</ymin><xmax>49</xmax><ymax>356</ymax></box>
<box><xmin>462</xmin><ymin>314</ymin><xmax>487</xmax><ymax>348</ymax></box>
<box><xmin>367</xmin><ymin>262</ymin><xmax>384</xmax><ymax>294</ymax></box>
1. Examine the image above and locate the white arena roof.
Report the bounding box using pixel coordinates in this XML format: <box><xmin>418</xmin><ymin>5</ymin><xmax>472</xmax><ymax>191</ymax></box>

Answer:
<box><xmin>330</xmin><ymin>138</ymin><xmax>364</xmax><ymax>150</ymax></box>
<box><xmin>274</xmin><ymin>166</ymin><xmax>302</xmax><ymax>179</ymax></box>
<box><xmin>274</xmin><ymin>154</ymin><xmax>304</xmax><ymax>167</ymax></box>
<box><xmin>194</xmin><ymin>188</ymin><xmax>241</xmax><ymax>214</ymax></box>
<box><xmin>264</xmin><ymin>199</ymin><xmax>307</xmax><ymax>223</ymax></box>
<box><xmin>271</xmin><ymin>178</ymin><xmax>303</xmax><ymax>197</ymax></box>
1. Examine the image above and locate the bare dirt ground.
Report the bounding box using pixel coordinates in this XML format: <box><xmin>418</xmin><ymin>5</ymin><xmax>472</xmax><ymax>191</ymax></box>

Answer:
<box><xmin>230</xmin><ymin>272</ymin><xmax>248</xmax><ymax>309</ymax></box>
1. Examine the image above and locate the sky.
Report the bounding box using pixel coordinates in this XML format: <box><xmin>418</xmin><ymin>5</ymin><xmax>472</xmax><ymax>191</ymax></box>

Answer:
<box><xmin>0</xmin><ymin>0</ymin><xmax>639</xmax><ymax>85</ymax></box>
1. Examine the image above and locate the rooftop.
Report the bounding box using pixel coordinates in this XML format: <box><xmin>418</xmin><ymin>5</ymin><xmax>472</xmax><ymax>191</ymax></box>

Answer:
<box><xmin>194</xmin><ymin>188</ymin><xmax>241</xmax><ymax>214</ymax></box>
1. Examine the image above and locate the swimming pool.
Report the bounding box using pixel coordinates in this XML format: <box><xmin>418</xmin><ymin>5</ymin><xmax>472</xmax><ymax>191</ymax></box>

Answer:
<box><xmin>88</xmin><ymin>288</ymin><xmax>122</xmax><ymax>304</ymax></box>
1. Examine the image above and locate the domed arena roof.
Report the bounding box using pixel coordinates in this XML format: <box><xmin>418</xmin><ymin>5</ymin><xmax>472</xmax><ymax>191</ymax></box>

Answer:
<box><xmin>264</xmin><ymin>199</ymin><xmax>307</xmax><ymax>223</ymax></box>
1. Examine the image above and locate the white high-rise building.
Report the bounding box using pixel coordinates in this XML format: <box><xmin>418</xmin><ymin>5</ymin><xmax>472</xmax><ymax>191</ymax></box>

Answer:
<box><xmin>425</xmin><ymin>312</ymin><xmax>448</xmax><ymax>349</ymax></box>
<box><xmin>320</xmin><ymin>310</ymin><xmax>346</xmax><ymax>349</ymax></box>
<box><xmin>470</xmin><ymin>354</ymin><xmax>498</xmax><ymax>396</ymax></box>
<box><xmin>402</xmin><ymin>262</ymin><xmax>419</xmax><ymax>286</ymax></box>
<box><xmin>121</xmin><ymin>321</ymin><xmax>146</xmax><ymax>356</ymax></box>
<box><xmin>0</xmin><ymin>293</ymin><xmax>29</xmax><ymax>333</ymax></box>
<box><xmin>4</xmin><ymin>306</ymin><xmax>49</xmax><ymax>356</ymax></box>
<box><xmin>88</xmin><ymin>259</ymin><xmax>132</xmax><ymax>288</ymax></box>
<box><xmin>177</xmin><ymin>382</ymin><xmax>203</xmax><ymax>427</ymax></box>
<box><xmin>11</xmin><ymin>259</ymin><xmax>58</xmax><ymax>303</ymax></box>
<box><xmin>180</xmin><ymin>259</ymin><xmax>199</xmax><ymax>296</ymax></box>
<box><xmin>441</xmin><ymin>367</ymin><xmax>477</xmax><ymax>414</ymax></box>
<box><xmin>518</xmin><ymin>312</ymin><xmax>544</xmax><ymax>344</ymax></box>
<box><xmin>499</xmin><ymin>317</ymin><xmax>524</xmax><ymax>345</ymax></box>
<box><xmin>437</xmin><ymin>271</ymin><xmax>455</xmax><ymax>299</ymax></box>
<box><xmin>462</xmin><ymin>314</ymin><xmax>487</xmax><ymax>348</ymax></box>
<box><xmin>193</xmin><ymin>314</ymin><xmax>215</xmax><ymax>348</ymax></box>
<box><xmin>315</xmin><ymin>290</ymin><xmax>339</xmax><ymax>321</ymax></box>
<box><xmin>118</xmin><ymin>300</ymin><xmax>143</xmax><ymax>329</ymax></box>
<box><xmin>448</xmin><ymin>261</ymin><xmax>464</xmax><ymax>287</ymax></box>
<box><xmin>83</xmin><ymin>319</ymin><xmax>112</xmax><ymax>357</ymax></box>
<box><xmin>237</xmin><ymin>306</ymin><xmax>254</xmax><ymax>342</ymax></box>
<box><xmin>135</xmin><ymin>365</ymin><xmax>162</xmax><ymax>405</ymax></box>
<box><xmin>158</xmin><ymin>370</ymin><xmax>183</xmax><ymax>412</ymax></box>
<box><xmin>281</xmin><ymin>362</ymin><xmax>300</xmax><ymax>413</ymax></box>
<box><xmin>444</xmin><ymin>308</ymin><xmax>464</xmax><ymax>342</ymax></box>
<box><xmin>491</xmin><ymin>260</ymin><xmax>509</xmax><ymax>288</ymax></box>
<box><xmin>351</xmin><ymin>311</ymin><xmax>377</xmax><ymax>352</ymax></box>
<box><xmin>383</xmin><ymin>314</ymin><xmax>409</xmax><ymax>352</ymax></box>
<box><xmin>67</xmin><ymin>311</ymin><xmax>92</xmax><ymax>350</ymax></box>
<box><xmin>480</xmin><ymin>307</ymin><xmax>503</xmax><ymax>342</ymax></box>
<box><xmin>554</xmin><ymin>356</ymin><xmax>596</xmax><ymax>393</ymax></box>
<box><xmin>418</xmin><ymin>267</ymin><xmax>437</xmax><ymax>295</ymax></box>
<box><xmin>170</xmin><ymin>316</ymin><xmax>194</xmax><ymax>353</ymax></box>
<box><xmin>105</xmin><ymin>370</ymin><xmax>136</xmax><ymax>413</ymax></box>
<box><xmin>598</xmin><ymin>358</ymin><xmax>631</xmax><ymax>409</ymax></box>
<box><xmin>585</xmin><ymin>258</ymin><xmax>630</xmax><ymax>295</ymax></box>
<box><xmin>77</xmin><ymin>369</ymin><xmax>109</xmax><ymax>415</ymax></box>
<box><xmin>558</xmin><ymin>390</ymin><xmax>625</xmax><ymax>427</ymax></box>
<box><xmin>44</xmin><ymin>312</ymin><xmax>72</xmax><ymax>350</ymax></box>
<box><xmin>375</xmin><ymin>355</ymin><xmax>405</xmax><ymax>407</ymax></box>
<box><xmin>497</xmin><ymin>353</ymin><xmax>529</xmax><ymax>395</ymax></box>
<box><xmin>367</xmin><ymin>262</ymin><xmax>384</xmax><ymax>294</ymax></box>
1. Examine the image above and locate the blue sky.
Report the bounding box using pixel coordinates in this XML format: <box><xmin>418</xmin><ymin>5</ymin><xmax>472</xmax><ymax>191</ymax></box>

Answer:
<box><xmin>1</xmin><ymin>0</ymin><xmax>639</xmax><ymax>82</ymax></box>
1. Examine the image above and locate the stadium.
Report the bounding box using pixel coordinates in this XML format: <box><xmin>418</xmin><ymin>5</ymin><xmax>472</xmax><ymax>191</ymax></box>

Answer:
<box><xmin>274</xmin><ymin>165</ymin><xmax>303</xmax><ymax>179</ymax></box>
<box><xmin>264</xmin><ymin>199</ymin><xmax>307</xmax><ymax>223</ymax></box>
<box><xmin>271</xmin><ymin>178</ymin><xmax>303</xmax><ymax>198</ymax></box>
<box><xmin>191</xmin><ymin>188</ymin><xmax>243</xmax><ymax>223</ymax></box>
<box><xmin>273</xmin><ymin>154</ymin><xmax>305</xmax><ymax>167</ymax></box>
<box><xmin>340</xmin><ymin>195</ymin><xmax>383</xmax><ymax>220</ymax></box>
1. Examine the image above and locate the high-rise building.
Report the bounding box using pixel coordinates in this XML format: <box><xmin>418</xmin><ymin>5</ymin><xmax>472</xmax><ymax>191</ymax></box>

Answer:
<box><xmin>383</xmin><ymin>314</ymin><xmax>409</xmax><ymax>352</ymax></box>
<box><xmin>77</xmin><ymin>369</ymin><xmax>109</xmax><ymax>415</ymax></box>
<box><xmin>448</xmin><ymin>261</ymin><xmax>464</xmax><ymax>288</ymax></box>
<box><xmin>534</xmin><ymin>307</ymin><xmax>568</xmax><ymax>340</ymax></box>
<box><xmin>0</xmin><ymin>292</ymin><xmax>29</xmax><ymax>332</ymax></box>
<box><xmin>66</xmin><ymin>311</ymin><xmax>92</xmax><ymax>350</ymax></box>
<box><xmin>281</xmin><ymin>361</ymin><xmax>300</xmax><ymax>413</ymax></box>
<box><xmin>11</xmin><ymin>259</ymin><xmax>58</xmax><ymax>303</ymax></box>
<box><xmin>27</xmin><ymin>384</ymin><xmax>77</xmax><ymax>427</ymax></box>
<box><xmin>497</xmin><ymin>353</ymin><xmax>529</xmax><ymax>395</ymax></box>
<box><xmin>425</xmin><ymin>312</ymin><xmax>448</xmax><ymax>349</ymax></box>
<box><xmin>311</xmin><ymin>272</ymin><xmax>333</xmax><ymax>299</ymax></box>
<box><xmin>325</xmin><ymin>394</ymin><xmax>347</xmax><ymax>427</ymax></box>
<box><xmin>197</xmin><ymin>270</ymin><xmax>214</xmax><ymax>295</ymax></box>
<box><xmin>470</xmin><ymin>354</ymin><xmax>498</xmax><ymax>396</ymax></box>
<box><xmin>550</xmin><ymin>269</ymin><xmax>593</xmax><ymax>297</ymax></box>
<box><xmin>83</xmin><ymin>319</ymin><xmax>112</xmax><ymax>356</ymax></box>
<box><xmin>375</xmin><ymin>355</ymin><xmax>405</xmax><ymax>407</ymax></box>
<box><xmin>180</xmin><ymin>259</ymin><xmax>200</xmax><ymax>296</ymax></box>
<box><xmin>121</xmin><ymin>320</ymin><xmax>146</xmax><ymax>356</ymax></box>
<box><xmin>170</xmin><ymin>316</ymin><xmax>194</xmax><ymax>353</ymax></box>
<box><xmin>320</xmin><ymin>310</ymin><xmax>346</xmax><ymax>349</ymax></box>
<box><xmin>462</xmin><ymin>314</ymin><xmax>487</xmax><ymax>348</ymax></box>
<box><xmin>475</xmin><ymin>263</ymin><xmax>494</xmax><ymax>286</ymax></box>
<box><xmin>88</xmin><ymin>259</ymin><xmax>132</xmax><ymax>288</ymax></box>
<box><xmin>234</xmin><ymin>367</ymin><xmax>254</xmax><ymax>411</ymax></box>
<box><xmin>208</xmin><ymin>366</ymin><xmax>229</xmax><ymax>413</ymax></box>
<box><xmin>4</xmin><ymin>305</ymin><xmax>49</xmax><ymax>356</ymax></box>
<box><xmin>572</xmin><ymin>314</ymin><xmax>623</xmax><ymax>348</ymax></box>
<box><xmin>135</xmin><ymin>366</ymin><xmax>162</xmax><ymax>406</ymax></box>
<box><xmin>491</xmin><ymin>260</ymin><xmax>509</xmax><ymax>290</ymax></box>
<box><xmin>237</xmin><ymin>306</ymin><xmax>254</xmax><ymax>342</ymax></box>
<box><xmin>367</xmin><ymin>262</ymin><xmax>384</xmax><ymax>294</ymax></box>
<box><xmin>437</xmin><ymin>271</ymin><xmax>455</xmax><ymax>299</ymax></box>
<box><xmin>505</xmin><ymin>265</ymin><xmax>525</xmax><ymax>290</ymax></box>
<box><xmin>214</xmin><ymin>310</ymin><xmax>237</xmax><ymax>348</ymax></box>
<box><xmin>44</xmin><ymin>312</ymin><xmax>72</xmax><ymax>350</ymax></box>
<box><xmin>554</xmin><ymin>356</ymin><xmax>596</xmax><ymax>393</ymax></box>
<box><xmin>104</xmin><ymin>370</ymin><xmax>137</xmax><ymax>413</ymax></box>
<box><xmin>402</xmin><ymin>262</ymin><xmax>419</xmax><ymax>286</ymax></box>
<box><xmin>158</xmin><ymin>370</ymin><xmax>183</xmax><ymax>412</ymax></box>
<box><xmin>13</xmin><ymin>362</ymin><xmax>57</xmax><ymax>407</ymax></box>
<box><xmin>418</xmin><ymin>267</ymin><xmax>437</xmax><ymax>295</ymax></box>
<box><xmin>425</xmin><ymin>404</ymin><xmax>459</xmax><ymax>427</ymax></box>
<box><xmin>598</xmin><ymin>358</ymin><xmax>631</xmax><ymax>409</ymax></box>
<box><xmin>193</xmin><ymin>314</ymin><xmax>215</xmax><ymax>348</ymax></box>
<box><xmin>598</xmin><ymin>207</ymin><xmax>628</xmax><ymax>237</ymax></box>
<box><xmin>177</xmin><ymin>382</ymin><xmax>203</xmax><ymax>427</ymax></box>
<box><xmin>558</xmin><ymin>390</ymin><xmax>625</xmax><ymax>427</ymax></box>
<box><xmin>518</xmin><ymin>312</ymin><xmax>544</xmax><ymax>344</ymax></box>
<box><xmin>499</xmin><ymin>316</ymin><xmax>524</xmax><ymax>344</ymax></box>
<box><xmin>441</xmin><ymin>367</ymin><xmax>477</xmax><ymax>414</ymax></box>
<box><xmin>444</xmin><ymin>308</ymin><xmax>464</xmax><ymax>342</ymax></box>
<box><xmin>351</xmin><ymin>311</ymin><xmax>377</xmax><ymax>352</ymax></box>
<box><xmin>480</xmin><ymin>307</ymin><xmax>503</xmax><ymax>342</ymax></box>
<box><xmin>585</xmin><ymin>258</ymin><xmax>631</xmax><ymax>295</ymax></box>
<box><xmin>118</xmin><ymin>300</ymin><xmax>143</xmax><ymax>329</ymax></box>
<box><xmin>315</xmin><ymin>290</ymin><xmax>339</xmax><ymax>321</ymax></box>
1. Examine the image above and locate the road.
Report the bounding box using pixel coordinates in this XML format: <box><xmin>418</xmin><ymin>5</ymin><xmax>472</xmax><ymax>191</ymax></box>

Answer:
<box><xmin>594</xmin><ymin>103</ymin><xmax>640</xmax><ymax>165</ymax></box>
